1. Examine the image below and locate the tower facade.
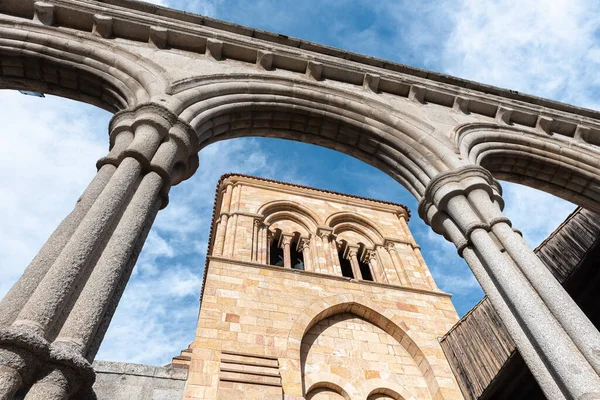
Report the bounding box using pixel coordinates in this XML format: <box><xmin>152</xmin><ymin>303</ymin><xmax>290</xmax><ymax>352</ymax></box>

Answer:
<box><xmin>178</xmin><ymin>174</ymin><xmax>462</xmax><ymax>400</ymax></box>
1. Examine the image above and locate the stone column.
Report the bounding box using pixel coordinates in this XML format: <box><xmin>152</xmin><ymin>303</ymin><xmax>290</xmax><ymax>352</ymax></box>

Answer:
<box><xmin>266</xmin><ymin>230</ymin><xmax>273</xmax><ymax>265</ymax></box>
<box><xmin>419</xmin><ymin>166</ymin><xmax>600</xmax><ymax>399</ymax></box>
<box><xmin>315</xmin><ymin>228</ymin><xmax>333</xmax><ymax>275</ymax></box>
<box><xmin>298</xmin><ymin>237</ymin><xmax>311</xmax><ymax>271</ymax></box>
<box><xmin>251</xmin><ymin>219</ymin><xmax>261</xmax><ymax>262</ymax></box>
<box><xmin>213</xmin><ymin>182</ymin><xmax>233</xmax><ymax>256</ymax></box>
<box><xmin>347</xmin><ymin>247</ymin><xmax>362</xmax><ymax>280</ymax></box>
<box><xmin>384</xmin><ymin>241</ymin><xmax>410</xmax><ymax>286</ymax></box>
<box><xmin>257</xmin><ymin>222</ymin><xmax>268</xmax><ymax>264</ymax></box>
<box><xmin>281</xmin><ymin>234</ymin><xmax>293</xmax><ymax>269</ymax></box>
<box><xmin>328</xmin><ymin>236</ymin><xmax>342</xmax><ymax>276</ymax></box>
<box><xmin>365</xmin><ymin>249</ymin><xmax>383</xmax><ymax>283</ymax></box>
<box><xmin>0</xmin><ymin>104</ymin><xmax>199</xmax><ymax>400</ymax></box>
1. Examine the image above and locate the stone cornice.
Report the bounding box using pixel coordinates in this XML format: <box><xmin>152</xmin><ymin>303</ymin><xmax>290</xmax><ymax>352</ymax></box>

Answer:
<box><xmin>35</xmin><ymin>1</ymin><xmax>600</xmax><ymax>123</ymax></box>
<box><xmin>219</xmin><ymin>174</ymin><xmax>410</xmax><ymax>217</ymax></box>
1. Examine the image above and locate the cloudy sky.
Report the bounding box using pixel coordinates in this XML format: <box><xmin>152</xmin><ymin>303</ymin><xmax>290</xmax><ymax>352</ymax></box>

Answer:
<box><xmin>1</xmin><ymin>0</ymin><xmax>599</xmax><ymax>366</ymax></box>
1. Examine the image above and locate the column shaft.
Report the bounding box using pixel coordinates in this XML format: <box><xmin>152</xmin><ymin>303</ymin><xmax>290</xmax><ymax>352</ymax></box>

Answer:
<box><xmin>56</xmin><ymin>171</ymin><xmax>163</xmax><ymax>352</ymax></box>
<box><xmin>282</xmin><ymin>236</ymin><xmax>292</xmax><ymax>269</ymax></box>
<box><xmin>14</xmin><ymin>157</ymin><xmax>142</xmax><ymax>335</ymax></box>
<box><xmin>348</xmin><ymin>250</ymin><xmax>362</xmax><ymax>280</ymax></box>
<box><xmin>0</xmin><ymin>164</ymin><xmax>116</xmax><ymax>327</ymax></box>
<box><xmin>468</xmin><ymin>187</ymin><xmax>600</xmax><ymax>375</ymax></box>
<box><xmin>328</xmin><ymin>238</ymin><xmax>342</xmax><ymax>276</ymax></box>
<box><xmin>446</xmin><ymin>194</ymin><xmax>600</xmax><ymax>398</ymax></box>
<box><xmin>387</xmin><ymin>245</ymin><xmax>410</xmax><ymax>286</ymax></box>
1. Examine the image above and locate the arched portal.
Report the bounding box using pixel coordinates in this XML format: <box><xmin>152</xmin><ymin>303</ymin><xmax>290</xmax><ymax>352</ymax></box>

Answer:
<box><xmin>286</xmin><ymin>294</ymin><xmax>440</xmax><ymax>399</ymax></box>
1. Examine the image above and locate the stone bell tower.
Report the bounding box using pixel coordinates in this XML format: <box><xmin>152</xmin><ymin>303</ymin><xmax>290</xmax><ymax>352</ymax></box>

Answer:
<box><xmin>174</xmin><ymin>174</ymin><xmax>463</xmax><ymax>400</ymax></box>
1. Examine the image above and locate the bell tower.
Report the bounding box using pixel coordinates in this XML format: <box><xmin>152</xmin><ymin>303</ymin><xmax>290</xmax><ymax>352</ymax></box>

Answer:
<box><xmin>175</xmin><ymin>174</ymin><xmax>463</xmax><ymax>400</ymax></box>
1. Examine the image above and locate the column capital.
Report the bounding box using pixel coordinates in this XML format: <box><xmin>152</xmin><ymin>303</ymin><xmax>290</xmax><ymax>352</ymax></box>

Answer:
<box><xmin>281</xmin><ymin>234</ymin><xmax>293</xmax><ymax>246</ymax></box>
<box><xmin>347</xmin><ymin>245</ymin><xmax>359</xmax><ymax>258</ymax></box>
<box><xmin>103</xmin><ymin>103</ymin><xmax>199</xmax><ymax>187</ymax></box>
<box><xmin>418</xmin><ymin>165</ymin><xmax>503</xmax><ymax>233</ymax></box>
<box><xmin>316</xmin><ymin>226</ymin><xmax>334</xmax><ymax>240</ymax></box>
<box><xmin>297</xmin><ymin>237</ymin><xmax>310</xmax><ymax>251</ymax></box>
<box><xmin>364</xmin><ymin>248</ymin><xmax>377</xmax><ymax>261</ymax></box>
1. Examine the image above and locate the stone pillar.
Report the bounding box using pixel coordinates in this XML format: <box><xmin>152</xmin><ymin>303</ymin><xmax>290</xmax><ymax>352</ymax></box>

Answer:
<box><xmin>384</xmin><ymin>241</ymin><xmax>410</xmax><ymax>286</ymax></box>
<box><xmin>419</xmin><ymin>166</ymin><xmax>600</xmax><ymax>399</ymax></box>
<box><xmin>281</xmin><ymin>234</ymin><xmax>293</xmax><ymax>269</ymax></box>
<box><xmin>266</xmin><ymin>230</ymin><xmax>273</xmax><ymax>265</ymax></box>
<box><xmin>298</xmin><ymin>237</ymin><xmax>311</xmax><ymax>271</ymax></box>
<box><xmin>251</xmin><ymin>219</ymin><xmax>261</xmax><ymax>262</ymax></box>
<box><xmin>316</xmin><ymin>228</ymin><xmax>334</xmax><ymax>275</ymax></box>
<box><xmin>213</xmin><ymin>183</ymin><xmax>233</xmax><ymax>256</ymax></box>
<box><xmin>365</xmin><ymin>249</ymin><xmax>384</xmax><ymax>283</ymax></box>
<box><xmin>257</xmin><ymin>222</ymin><xmax>268</xmax><ymax>264</ymax></box>
<box><xmin>347</xmin><ymin>247</ymin><xmax>362</xmax><ymax>280</ymax></box>
<box><xmin>0</xmin><ymin>104</ymin><xmax>199</xmax><ymax>400</ymax></box>
<box><xmin>328</xmin><ymin>236</ymin><xmax>342</xmax><ymax>276</ymax></box>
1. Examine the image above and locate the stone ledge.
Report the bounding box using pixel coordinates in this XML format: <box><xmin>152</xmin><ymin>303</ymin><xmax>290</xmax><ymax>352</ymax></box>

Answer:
<box><xmin>208</xmin><ymin>256</ymin><xmax>453</xmax><ymax>298</ymax></box>
<box><xmin>92</xmin><ymin>360</ymin><xmax>188</xmax><ymax>381</ymax></box>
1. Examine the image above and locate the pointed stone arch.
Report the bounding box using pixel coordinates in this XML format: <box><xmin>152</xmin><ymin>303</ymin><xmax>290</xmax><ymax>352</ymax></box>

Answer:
<box><xmin>284</xmin><ymin>293</ymin><xmax>446</xmax><ymax>399</ymax></box>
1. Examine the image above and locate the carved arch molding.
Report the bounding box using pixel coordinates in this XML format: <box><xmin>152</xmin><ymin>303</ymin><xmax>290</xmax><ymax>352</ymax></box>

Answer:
<box><xmin>1</xmin><ymin>1</ymin><xmax>600</xmax><ymax>400</ymax></box>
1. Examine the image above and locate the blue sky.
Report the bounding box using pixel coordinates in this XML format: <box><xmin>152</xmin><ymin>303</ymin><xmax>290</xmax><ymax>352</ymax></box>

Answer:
<box><xmin>1</xmin><ymin>0</ymin><xmax>599</xmax><ymax>366</ymax></box>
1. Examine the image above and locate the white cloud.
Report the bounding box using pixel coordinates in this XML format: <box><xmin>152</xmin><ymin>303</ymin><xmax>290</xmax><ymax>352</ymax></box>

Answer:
<box><xmin>0</xmin><ymin>92</ymin><xmax>108</xmax><ymax>297</ymax></box>
<box><xmin>444</xmin><ymin>0</ymin><xmax>600</xmax><ymax>109</ymax></box>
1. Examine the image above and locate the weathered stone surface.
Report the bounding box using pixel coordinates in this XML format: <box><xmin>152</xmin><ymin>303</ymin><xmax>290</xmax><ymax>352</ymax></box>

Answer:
<box><xmin>83</xmin><ymin>361</ymin><xmax>187</xmax><ymax>400</ymax></box>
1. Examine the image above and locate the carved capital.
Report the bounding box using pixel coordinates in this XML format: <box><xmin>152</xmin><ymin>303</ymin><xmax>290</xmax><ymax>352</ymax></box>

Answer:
<box><xmin>316</xmin><ymin>226</ymin><xmax>333</xmax><ymax>240</ymax></box>
<box><xmin>365</xmin><ymin>249</ymin><xmax>377</xmax><ymax>261</ymax></box>
<box><xmin>281</xmin><ymin>234</ymin><xmax>293</xmax><ymax>246</ymax></box>
<box><xmin>298</xmin><ymin>237</ymin><xmax>310</xmax><ymax>251</ymax></box>
<box><xmin>418</xmin><ymin>165</ymin><xmax>503</xmax><ymax>230</ymax></box>
<box><xmin>384</xmin><ymin>241</ymin><xmax>396</xmax><ymax>253</ymax></box>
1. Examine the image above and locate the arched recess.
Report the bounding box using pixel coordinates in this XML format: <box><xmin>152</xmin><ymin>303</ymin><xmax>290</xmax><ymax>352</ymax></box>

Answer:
<box><xmin>171</xmin><ymin>75</ymin><xmax>465</xmax><ymax>199</ymax></box>
<box><xmin>359</xmin><ymin>379</ymin><xmax>415</xmax><ymax>400</ymax></box>
<box><xmin>0</xmin><ymin>20</ymin><xmax>169</xmax><ymax>112</ymax></box>
<box><xmin>285</xmin><ymin>294</ymin><xmax>445</xmax><ymax>400</ymax></box>
<box><xmin>305</xmin><ymin>377</ymin><xmax>357</xmax><ymax>400</ymax></box>
<box><xmin>456</xmin><ymin>123</ymin><xmax>600</xmax><ymax>213</ymax></box>
<box><xmin>326</xmin><ymin>212</ymin><xmax>385</xmax><ymax>246</ymax></box>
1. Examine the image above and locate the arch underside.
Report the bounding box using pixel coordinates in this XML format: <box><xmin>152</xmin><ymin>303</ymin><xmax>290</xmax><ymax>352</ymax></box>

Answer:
<box><xmin>0</xmin><ymin>51</ymin><xmax>127</xmax><ymax>112</ymax></box>
<box><xmin>461</xmin><ymin>127</ymin><xmax>600</xmax><ymax>213</ymax></box>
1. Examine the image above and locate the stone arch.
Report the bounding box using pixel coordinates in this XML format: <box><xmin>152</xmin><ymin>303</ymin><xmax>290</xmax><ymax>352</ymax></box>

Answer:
<box><xmin>0</xmin><ymin>20</ymin><xmax>169</xmax><ymax>112</ymax></box>
<box><xmin>359</xmin><ymin>379</ymin><xmax>416</xmax><ymax>400</ymax></box>
<box><xmin>456</xmin><ymin>123</ymin><xmax>600</xmax><ymax>213</ymax></box>
<box><xmin>285</xmin><ymin>294</ymin><xmax>443</xmax><ymax>399</ymax></box>
<box><xmin>305</xmin><ymin>375</ymin><xmax>358</xmax><ymax>400</ymax></box>
<box><xmin>326</xmin><ymin>212</ymin><xmax>385</xmax><ymax>246</ymax></box>
<box><xmin>171</xmin><ymin>75</ymin><xmax>464</xmax><ymax>198</ymax></box>
<box><xmin>258</xmin><ymin>200</ymin><xmax>321</xmax><ymax>232</ymax></box>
